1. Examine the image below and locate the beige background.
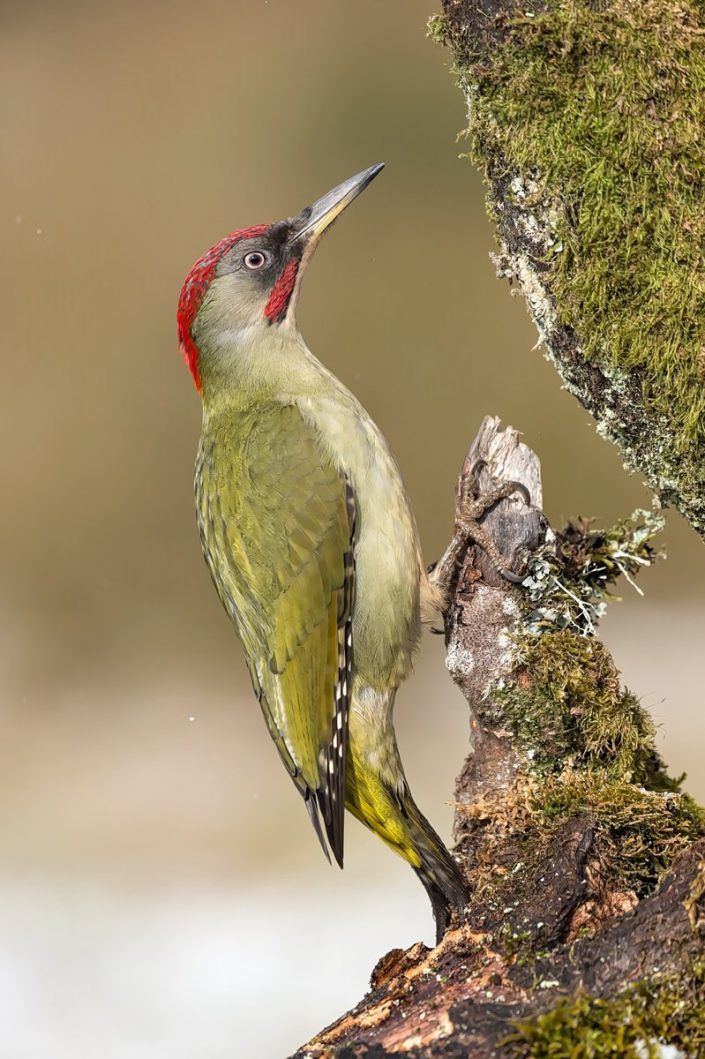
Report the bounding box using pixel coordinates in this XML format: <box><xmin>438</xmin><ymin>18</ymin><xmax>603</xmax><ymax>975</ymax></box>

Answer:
<box><xmin>2</xmin><ymin>1</ymin><xmax>704</xmax><ymax>1055</ymax></box>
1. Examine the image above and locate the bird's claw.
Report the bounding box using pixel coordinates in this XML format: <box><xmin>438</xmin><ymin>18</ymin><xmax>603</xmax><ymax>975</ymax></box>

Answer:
<box><xmin>428</xmin><ymin>464</ymin><xmax>531</xmax><ymax>599</ymax></box>
<box><xmin>497</xmin><ymin>564</ymin><xmax>526</xmax><ymax>585</ymax></box>
<box><xmin>454</xmin><ymin>462</ymin><xmax>532</xmax><ymax>584</ymax></box>
<box><xmin>465</xmin><ymin>458</ymin><xmax>532</xmax><ymax>509</ymax></box>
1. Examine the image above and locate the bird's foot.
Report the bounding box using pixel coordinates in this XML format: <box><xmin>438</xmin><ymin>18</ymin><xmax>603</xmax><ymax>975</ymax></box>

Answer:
<box><xmin>428</xmin><ymin>462</ymin><xmax>531</xmax><ymax>600</ymax></box>
<box><xmin>454</xmin><ymin>459</ymin><xmax>531</xmax><ymax>584</ymax></box>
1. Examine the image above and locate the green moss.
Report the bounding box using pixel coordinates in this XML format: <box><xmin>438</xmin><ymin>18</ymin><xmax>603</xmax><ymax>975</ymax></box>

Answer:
<box><xmin>483</xmin><ymin>611</ymin><xmax>705</xmax><ymax>894</ymax></box>
<box><xmin>484</xmin><ymin>620</ymin><xmax>705</xmax><ymax>897</ymax></box>
<box><xmin>463</xmin><ymin>764</ymin><xmax>703</xmax><ymax>905</ymax></box>
<box><xmin>491</xmin><ymin>507</ymin><xmax>666</xmax><ymax>782</ymax></box>
<box><xmin>507</xmin><ymin>962</ymin><xmax>705</xmax><ymax>1057</ymax></box>
<box><xmin>445</xmin><ymin>0</ymin><xmax>705</xmax><ymax>453</ymax></box>
<box><xmin>685</xmin><ymin>859</ymin><xmax>705</xmax><ymax>929</ymax></box>
<box><xmin>536</xmin><ymin>771</ymin><xmax>705</xmax><ymax>895</ymax></box>
<box><xmin>426</xmin><ymin>12</ymin><xmax>450</xmax><ymax>47</ymax></box>
<box><xmin>492</xmin><ymin>631</ymin><xmax>664</xmax><ymax>782</ymax></box>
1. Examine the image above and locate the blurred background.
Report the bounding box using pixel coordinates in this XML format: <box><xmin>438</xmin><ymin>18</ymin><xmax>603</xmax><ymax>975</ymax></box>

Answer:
<box><xmin>2</xmin><ymin>1</ymin><xmax>704</xmax><ymax>1055</ymax></box>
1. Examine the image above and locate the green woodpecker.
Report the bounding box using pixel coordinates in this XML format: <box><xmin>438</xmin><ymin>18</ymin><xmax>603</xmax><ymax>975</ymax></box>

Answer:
<box><xmin>177</xmin><ymin>165</ymin><xmax>468</xmax><ymax>939</ymax></box>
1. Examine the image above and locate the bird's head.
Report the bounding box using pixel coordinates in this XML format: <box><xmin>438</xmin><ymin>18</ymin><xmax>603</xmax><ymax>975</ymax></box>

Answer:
<box><xmin>177</xmin><ymin>163</ymin><xmax>384</xmax><ymax>395</ymax></box>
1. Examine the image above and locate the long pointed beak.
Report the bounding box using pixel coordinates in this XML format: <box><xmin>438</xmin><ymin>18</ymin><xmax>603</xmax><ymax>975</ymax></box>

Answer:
<box><xmin>293</xmin><ymin>163</ymin><xmax>384</xmax><ymax>244</ymax></box>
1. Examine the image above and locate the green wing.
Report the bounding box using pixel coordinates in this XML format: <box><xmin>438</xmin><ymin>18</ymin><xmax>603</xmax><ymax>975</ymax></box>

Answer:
<box><xmin>196</xmin><ymin>401</ymin><xmax>355</xmax><ymax>866</ymax></box>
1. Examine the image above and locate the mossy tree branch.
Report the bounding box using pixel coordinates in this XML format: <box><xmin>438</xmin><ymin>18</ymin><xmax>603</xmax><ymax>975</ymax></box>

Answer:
<box><xmin>430</xmin><ymin>0</ymin><xmax>705</xmax><ymax>539</ymax></box>
<box><xmin>294</xmin><ymin>418</ymin><xmax>705</xmax><ymax>1058</ymax></box>
<box><xmin>293</xmin><ymin>2</ymin><xmax>705</xmax><ymax>1053</ymax></box>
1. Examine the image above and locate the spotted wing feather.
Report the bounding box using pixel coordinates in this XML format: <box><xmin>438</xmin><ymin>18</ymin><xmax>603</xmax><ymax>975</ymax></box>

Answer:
<box><xmin>315</xmin><ymin>480</ymin><xmax>355</xmax><ymax>866</ymax></box>
<box><xmin>195</xmin><ymin>401</ymin><xmax>356</xmax><ymax>866</ymax></box>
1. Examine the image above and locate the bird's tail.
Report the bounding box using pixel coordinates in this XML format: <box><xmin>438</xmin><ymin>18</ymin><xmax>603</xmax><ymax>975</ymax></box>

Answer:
<box><xmin>402</xmin><ymin>796</ymin><xmax>469</xmax><ymax>942</ymax></box>
<box><xmin>345</xmin><ymin>706</ymin><xmax>468</xmax><ymax>942</ymax></box>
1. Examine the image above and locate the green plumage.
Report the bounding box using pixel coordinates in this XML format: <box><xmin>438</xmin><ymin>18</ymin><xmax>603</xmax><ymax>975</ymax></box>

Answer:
<box><xmin>194</xmin><ymin>384</ymin><xmax>467</xmax><ymax>937</ymax></box>
<box><xmin>182</xmin><ymin>167</ymin><xmax>468</xmax><ymax>939</ymax></box>
<box><xmin>196</xmin><ymin>400</ymin><xmax>354</xmax><ymax>864</ymax></box>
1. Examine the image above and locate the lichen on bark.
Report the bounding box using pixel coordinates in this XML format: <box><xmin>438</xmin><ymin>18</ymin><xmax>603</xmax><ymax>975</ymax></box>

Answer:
<box><xmin>430</xmin><ymin>0</ymin><xmax>705</xmax><ymax>538</ymax></box>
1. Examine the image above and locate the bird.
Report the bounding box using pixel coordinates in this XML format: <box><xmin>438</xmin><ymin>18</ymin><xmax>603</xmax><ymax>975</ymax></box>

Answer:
<box><xmin>177</xmin><ymin>164</ymin><xmax>468</xmax><ymax>940</ymax></box>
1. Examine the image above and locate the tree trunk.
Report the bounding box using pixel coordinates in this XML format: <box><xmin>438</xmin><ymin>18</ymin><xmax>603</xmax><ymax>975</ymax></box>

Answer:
<box><xmin>430</xmin><ymin>0</ymin><xmax>705</xmax><ymax>540</ymax></box>
<box><xmin>294</xmin><ymin>2</ymin><xmax>705</xmax><ymax>1054</ymax></box>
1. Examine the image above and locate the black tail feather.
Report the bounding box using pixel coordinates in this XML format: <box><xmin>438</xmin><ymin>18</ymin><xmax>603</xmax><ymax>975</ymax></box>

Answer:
<box><xmin>402</xmin><ymin>798</ymin><xmax>469</xmax><ymax>943</ymax></box>
<box><xmin>304</xmin><ymin>789</ymin><xmax>332</xmax><ymax>865</ymax></box>
<box><xmin>415</xmin><ymin>862</ymin><xmax>468</xmax><ymax>943</ymax></box>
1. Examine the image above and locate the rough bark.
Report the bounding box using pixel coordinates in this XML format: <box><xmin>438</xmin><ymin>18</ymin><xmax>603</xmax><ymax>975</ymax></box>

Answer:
<box><xmin>294</xmin><ymin>844</ymin><xmax>703</xmax><ymax>1058</ymax></box>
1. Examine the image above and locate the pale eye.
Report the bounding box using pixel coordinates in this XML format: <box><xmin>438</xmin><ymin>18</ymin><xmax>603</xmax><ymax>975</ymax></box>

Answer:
<box><xmin>243</xmin><ymin>250</ymin><xmax>268</xmax><ymax>271</ymax></box>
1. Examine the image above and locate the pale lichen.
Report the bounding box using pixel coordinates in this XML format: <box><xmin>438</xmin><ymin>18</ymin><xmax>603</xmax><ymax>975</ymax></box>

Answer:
<box><xmin>523</xmin><ymin>507</ymin><xmax>665</xmax><ymax>635</ymax></box>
